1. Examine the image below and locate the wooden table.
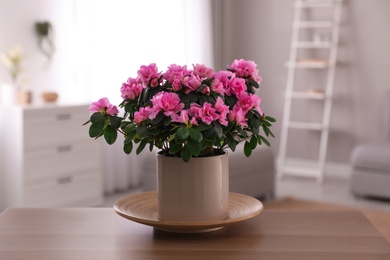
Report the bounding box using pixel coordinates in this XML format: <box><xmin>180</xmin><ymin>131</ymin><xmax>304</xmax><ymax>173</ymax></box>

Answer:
<box><xmin>0</xmin><ymin>208</ymin><xmax>389</xmax><ymax>259</ymax></box>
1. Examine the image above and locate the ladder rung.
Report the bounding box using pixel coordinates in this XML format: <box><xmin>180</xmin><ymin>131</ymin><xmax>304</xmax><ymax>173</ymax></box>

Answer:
<box><xmin>286</xmin><ymin>91</ymin><xmax>326</xmax><ymax>100</ymax></box>
<box><xmin>294</xmin><ymin>21</ymin><xmax>333</xmax><ymax>28</ymax></box>
<box><xmin>286</xmin><ymin>59</ymin><xmax>329</xmax><ymax>69</ymax></box>
<box><xmin>293</xmin><ymin>41</ymin><xmax>333</xmax><ymax>48</ymax></box>
<box><xmin>295</xmin><ymin>1</ymin><xmax>339</xmax><ymax>8</ymax></box>
<box><xmin>281</xmin><ymin>165</ymin><xmax>321</xmax><ymax>178</ymax></box>
<box><xmin>287</xmin><ymin>122</ymin><xmax>324</xmax><ymax>130</ymax></box>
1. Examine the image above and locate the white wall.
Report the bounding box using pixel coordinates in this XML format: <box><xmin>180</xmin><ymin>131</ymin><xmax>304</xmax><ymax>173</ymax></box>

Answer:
<box><xmin>217</xmin><ymin>0</ymin><xmax>390</xmax><ymax>165</ymax></box>
<box><xmin>0</xmin><ymin>0</ymin><xmax>79</xmax><ymax>103</ymax></box>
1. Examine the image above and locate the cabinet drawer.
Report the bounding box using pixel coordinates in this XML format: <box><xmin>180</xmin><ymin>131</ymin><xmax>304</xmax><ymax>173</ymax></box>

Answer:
<box><xmin>24</xmin><ymin>142</ymin><xmax>101</xmax><ymax>183</ymax></box>
<box><xmin>23</xmin><ymin>106</ymin><xmax>91</xmax><ymax>150</ymax></box>
<box><xmin>24</xmin><ymin>172</ymin><xmax>102</xmax><ymax>207</ymax></box>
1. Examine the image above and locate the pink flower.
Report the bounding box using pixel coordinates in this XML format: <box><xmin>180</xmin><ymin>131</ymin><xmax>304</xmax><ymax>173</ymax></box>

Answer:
<box><xmin>227</xmin><ymin>76</ymin><xmax>247</xmax><ymax>97</ymax></box>
<box><xmin>214</xmin><ymin>70</ymin><xmax>232</xmax><ymax>88</ymax></box>
<box><xmin>229</xmin><ymin>59</ymin><xmax>262</xmax><ymax>83</ymax></box>
<box><xmin>88</xmin><ymin>97</ymin><xmax>119</xmax><ymax>116</ymax></box>
<box><xmin>237</xmin><ymin>92</ymin><xmax>264</xmax><ymax>115</ymax></box>
<box><xmin>137</xmin><ymin>63</ymin><xmax>161</xmax><ymax>87</ymax></box>
<box><xmin>214</xmin><ymin>97</ymin><xmax>229</xmax><ymax>126</ymax></box>
<box><xmin>171</xmin><ymin>109</ymin><xmax>189</xmax><ymax>124</ymax></box>
<box><xmin>212</xmin><ymin>70</ymin><xmax>232</xmax><ymax>94</ymax></box>
<box><xmin>120</xmin><ymin>77</ymin><xmax>143</xmax><ymax>100</ymax></box>
<box><xmin>171</xmin><ymin>79</ymin><xmax>182</xmax><ymax>92</ymax></box>
<box><xmin>189</xmin><ymin>117</ymin><xmax>198</xmax><ymax>126</ymax></box>
<box><xmin>252</xmin><ymin>94</ymin><xmax>264</xmax><ymax>115</ymax></box>
<box><xmin>192</xmin><ymin>64</ymin><xmax>214</xmax><ymax>78</ymax></box>
<box><xmin>183</xmin><ymin>73</ymin><xmax>202</xmax><ymax>93</ymax></box>
<box><xmin>210</xmin><ymin>80</ymin><xmax>226</xmax><ymax>94</ymax></box>
<box><xmin>151</xmin><ymin>92</ymin><xmax>184</xmax><ymax>117</ymax></box>
<box><xmin>190</xmin><ymin>102</ymin><xmax>219</xmax><ymax>125</ymax></box>
<box><xmin>163</xmin><ymin>64</ymin><xmax>189</xmax><ymax>83</ymax></box>
<box><xmin>236</xmin><ymin>92</ymin><xmax>254</xmax><ymax>114</ymax></box>
<box><xmin>228</xmin><ymin>105</ymin><xmax>248</xmax><ymax>128</ymax></box>
<box><xmin>134</xmin><ymin>107</ymin><xmax>150</xmax><ymax>124</ymax></box>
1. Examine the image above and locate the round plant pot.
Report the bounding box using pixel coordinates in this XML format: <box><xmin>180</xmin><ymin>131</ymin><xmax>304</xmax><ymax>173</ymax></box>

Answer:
<box><xmin>157</xmin><ymin>152</ymin><xmax>229</xmax><ymax>222</ymax></box>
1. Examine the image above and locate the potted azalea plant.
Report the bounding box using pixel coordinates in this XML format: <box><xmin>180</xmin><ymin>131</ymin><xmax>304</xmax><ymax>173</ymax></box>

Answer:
<box><xmin>84</xmin><ymin>59</ymin><xmax>275</xmax><ymax>226</ymax></box>
<box><xmin>85</xmin><ymin>59</ymin><xmax>275</xmax><ymax>161</ymax></box>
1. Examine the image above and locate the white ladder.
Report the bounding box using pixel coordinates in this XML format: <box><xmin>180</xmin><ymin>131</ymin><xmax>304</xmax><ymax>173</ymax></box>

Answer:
<box><xmin>278</xmin><ymin>0</ymin><xmax>343</xmax><ymax>182</ymax></box>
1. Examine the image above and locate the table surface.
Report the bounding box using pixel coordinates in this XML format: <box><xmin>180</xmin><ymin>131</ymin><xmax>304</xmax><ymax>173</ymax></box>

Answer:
<box><xmin>0</xmin><ymin>208</ymin><xmax>390</xmax><ymax>260</ymax></box>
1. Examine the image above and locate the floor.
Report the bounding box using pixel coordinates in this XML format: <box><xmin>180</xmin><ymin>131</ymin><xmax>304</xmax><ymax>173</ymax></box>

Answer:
<box><xmin>276</xmin><ymin>175</ymin><xmax>390</xmax><ymax>212</ymax></box>
<box><xmin>102</xmin><ymin>175</ymin><xmax>390</xmax><ymax>212</ymax></box>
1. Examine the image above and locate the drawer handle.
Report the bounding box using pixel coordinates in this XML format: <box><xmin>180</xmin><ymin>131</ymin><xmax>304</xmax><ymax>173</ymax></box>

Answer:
<box><xmin>57</xmin><ymin>145</ymin><xmax>72</xmax><ymax>153</ymax></box>
<box><xmin>57</xmin><ymin>176</ymin><xmax>73</xmax><ymax>184</ymax></box>
<box><xmin>57</xmin><ymin>114</ymin><xmax>72</xmax><ymax>120</ymax></box>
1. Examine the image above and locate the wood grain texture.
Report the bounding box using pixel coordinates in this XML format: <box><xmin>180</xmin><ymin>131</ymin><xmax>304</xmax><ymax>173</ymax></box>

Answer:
<box><xmin>0</xmin><ymin>208</ymin><xmax>389</xmax><ymax>260</ymax></box>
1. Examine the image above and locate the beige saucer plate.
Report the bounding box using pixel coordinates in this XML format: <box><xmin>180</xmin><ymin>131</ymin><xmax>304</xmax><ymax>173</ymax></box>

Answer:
<box><xmin>113</xmin><ymin>191</ymin><xmax>263</xmax><ymax>233</ymax></box>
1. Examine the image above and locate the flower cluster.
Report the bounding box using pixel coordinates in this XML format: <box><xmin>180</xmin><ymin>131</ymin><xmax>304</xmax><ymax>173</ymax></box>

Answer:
<box><xmin>85</xmin><ymin>59</ymin><xmax>275</xmax><ymax>162</ymax></box>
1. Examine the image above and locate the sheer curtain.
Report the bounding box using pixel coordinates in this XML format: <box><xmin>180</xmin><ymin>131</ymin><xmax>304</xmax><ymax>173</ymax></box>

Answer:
<box><xmin>74</xmin><ymin>0</ymin><xmax>214</xmax><ymax>194</ymax></box>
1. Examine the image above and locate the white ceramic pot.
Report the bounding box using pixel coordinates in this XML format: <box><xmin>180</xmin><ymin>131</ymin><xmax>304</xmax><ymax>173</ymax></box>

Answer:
<box><xmin>157</xmin><ymin>152</ymin><xmax>229</xmax><ymax>222</ymax></box>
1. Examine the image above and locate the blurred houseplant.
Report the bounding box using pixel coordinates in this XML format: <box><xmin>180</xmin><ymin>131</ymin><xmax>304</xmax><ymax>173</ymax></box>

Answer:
<box><xmin>0</xmin><ymin>45</ymin><xmax>23</xmax><ymax>84</ymax></box>
<box><xmin>0</xmin><ymin>45</ymin><xmax>31</xmax><ymax>104</ymax></box>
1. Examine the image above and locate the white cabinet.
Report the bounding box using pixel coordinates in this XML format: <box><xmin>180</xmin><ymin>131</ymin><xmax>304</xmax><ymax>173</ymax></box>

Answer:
<box><xmin>0</xmin><ymin>104</ymin><xmax>103</xmax><ymax>209</ymax></box>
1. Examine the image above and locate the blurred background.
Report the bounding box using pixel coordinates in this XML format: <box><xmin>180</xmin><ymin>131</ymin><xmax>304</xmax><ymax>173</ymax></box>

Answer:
<box><xmin>0</xmin><ymin>0</ymin><xmax>390</xmax><ymax>211</ymax></box>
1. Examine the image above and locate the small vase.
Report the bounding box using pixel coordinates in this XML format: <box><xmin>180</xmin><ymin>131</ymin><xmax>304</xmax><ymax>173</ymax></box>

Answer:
<box><xmin>0</xmin><ymin>84</ymin><xmax>32</xmax><ymax>105</ymax></box>
<box><xmin>157</xmin><ymin>152</ymin><xmax>229</xmax><ymax>222</ymax></box>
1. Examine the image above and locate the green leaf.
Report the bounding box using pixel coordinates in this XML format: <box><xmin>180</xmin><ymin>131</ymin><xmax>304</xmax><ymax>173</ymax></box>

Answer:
<box><xmin>257</xmin><ymin>135</ymin><xmax>262</xmax><ymax>145</ymax></box>
<box><xmin>259</xmin><ymin>135</ymin><xmax>271</xmax><ymax>146</ymax></box>
<box><xmin>189</xmin><ymin>128</ymin><xmax>203</xmax><ymax>142</ymax></box>
<box><xmin>250</xmin><ymin>116</ymin><xmax>261</xmax><ymax>129</ymax></box>
<box><xmin>250</xmin><ymin>135</ymin><xmax>258</xmax><ymax>149</ymax></box>
<box><xmin>262</xmin><ymin>125</ymin><xmax>270</xmax><ymax>137</ymax></box>
<box><xmin>225</xmin><ymin>95</ymin><xmax>237</xmax><ymax>109</ymax></box>
<box><xmin>213</xmin><ymin>121</ymin><xmax>223</xmax><ymax>138</ymax></box>
<box><xmin>89</xmin><ymin>121</ymin><xmax>105</xmax><ymax>138</ymax></box>
<box><xmin>151</xmin><ymin>112</ymin><xmax>165</xmax><ymax>125</ymax></box>
<box><xmin>104</xmin><ymin>125</ymin><xmax>117</xmax><ymax>145</ymax></box>
<box><xmin>168</xmin><ymin>141</ymin><xmax>182</xmax><ymax>155</ymax></box>
<box><xmin>136</xmin><ymin>139</ymin><xmax>148</xmax><ymax>154</ymax></box>
<box><xmin>244</xmin><ymin>141</ymin><xmax>252</xmax><ymax>157</ymax></box>
<box><xmin>237</xmin><ymin>127</ymin><xmax>248</xmax><ymax>137</ymax></box>
<box><xmin>125</xmin><ymin>123</ymin><xmax>137</xmax><ymax>132</ymax></box>
<box><xmin>247</xmin><ymin>78</ymin><xmax>260</xmax><ymax>89</ymax></box>
<box><xmin>125</xmin><ymin>130</ymin><xmax>137</xmax><ymax>142</ymax></box>
<box><xmin>148</xmin><ymin>128</ymin><xmax>160</xmax><ymax>136</ymax></box>
<box><xmin>163</xmin><ymin>117</ymin><xmax>172</xmax><ymax>126</ymax></box>
<box><xmin>247</xmin><ymin>85</ymin><xmax>255</xmax><ymax>94</ymax></box>
<box><xmin>120</xmin><ymin>121</ymin><xmax>130</xmax><ymax>130</ymax></box>
<box><xmin>196</xmin><ymin>123</ymin><xmax>212</xmax><ymax>131</ymax></box>
<box><xmin>108</xmin><ymin>116</ymin><xmax>123</xmax><ymax>128</ymax></box>
<box><xmin>136</xmin><ymin>124</ymin><xmax>148</xmax><ymax>137</ymax></box>
<box><xmin>181</xmin><ymin>145</ymin><xmax>192</xmax><ymax>162</ymax></box>
<box><xmin>124</xmin><ymin>103</ymin><xmax>136</xmax><ymax>113</ymax></box>
<box><xmin>90</xmin><ymin>112</ymin><xmax>104</xmax><ymax>124</ymax></box>
<box><xmin>176</xmin><ymin>127</ymin><xmax>190</xmax><ymax>140</ymax></box>
<box><xmin>123</xmin><ymin>141</ymin><xmax>133</xmax><ymax>154</ymax></box>
<box><xmin>187</xmin><ymin>139</ymin><xmax>202</xmax><ymax>156</ymax></box>
<box><xmin>265</xmin><ymin>116</ymin><xmax>276</xmax><ymax>122</ymax></box>
<box><xmin>227</xmin><ymin>134</ymin><xmax>237</xmax><ymax>152</ymax></box>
